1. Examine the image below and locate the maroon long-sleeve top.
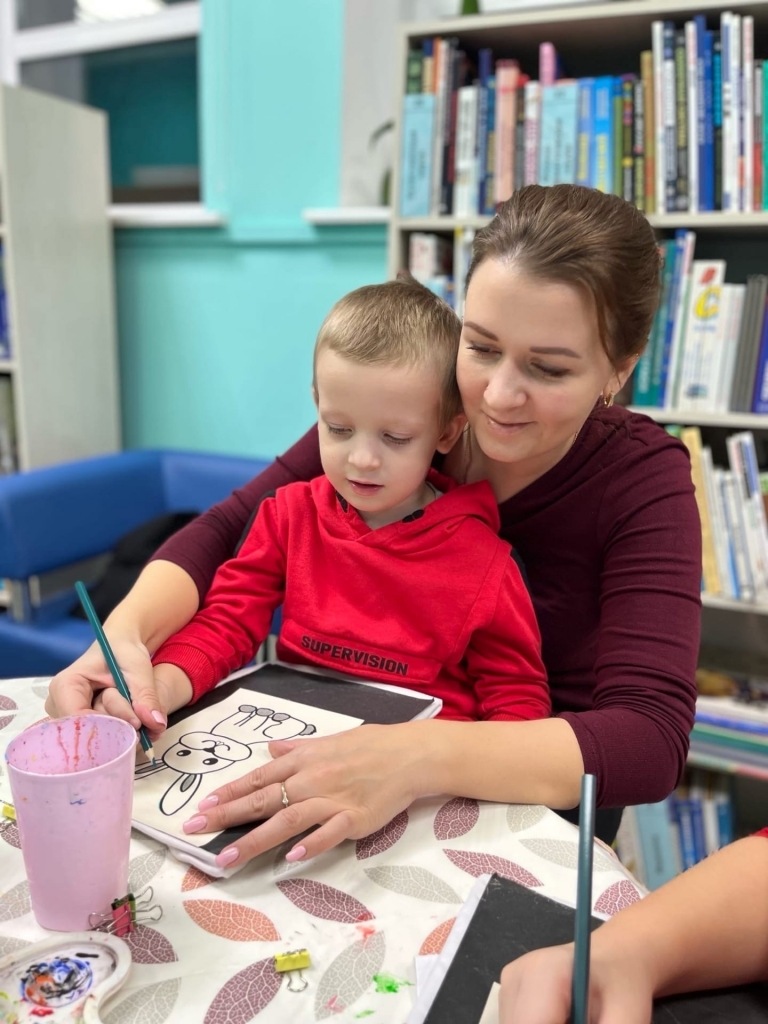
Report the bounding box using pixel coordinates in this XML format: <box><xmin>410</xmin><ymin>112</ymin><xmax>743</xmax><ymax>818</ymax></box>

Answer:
<box><xmin>152</xmin><ymin>404</ymin><xmax>702</xmax><ymax>808</ymax></box>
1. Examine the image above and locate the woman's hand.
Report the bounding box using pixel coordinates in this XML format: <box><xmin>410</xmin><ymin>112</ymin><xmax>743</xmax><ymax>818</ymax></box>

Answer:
<box><xmin>498</xmin><ymin>943</ymin><xmax>654</xmax><ymax>1024</ymax></box>
<box><xmin>46</xmin><ymin>634</ymin><xmax>181</xmax><ymax>737</ymax></box>
<box><xmin>181</xmin><ymin>722</ymin><xmax>441</xmax><ymax>870</ymax></box>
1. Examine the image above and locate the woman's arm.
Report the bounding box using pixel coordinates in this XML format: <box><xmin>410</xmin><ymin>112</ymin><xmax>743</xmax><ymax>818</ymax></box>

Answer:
<box><xmin>180</xmin><ymin>716</ymin><xmax>585</xmax><ymax>869</ymax></box>
<box><xmin>46</xmin><ymin>427</ymin><xmax>322</xmax><ymax>725</ymax></box>
<box><xmin>498</xmin><ymin>832</ymin><xmax>768</xmax><ymax>1024</ymax></box>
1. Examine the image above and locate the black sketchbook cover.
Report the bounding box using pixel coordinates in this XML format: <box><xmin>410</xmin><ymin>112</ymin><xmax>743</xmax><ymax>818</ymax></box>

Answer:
<box><xmin>424</xmin><ymin>874</ymin><xmax>768</xmax><ymax>1023</ymax></box>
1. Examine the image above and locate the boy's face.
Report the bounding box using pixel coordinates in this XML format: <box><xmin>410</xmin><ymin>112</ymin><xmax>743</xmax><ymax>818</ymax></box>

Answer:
<box><xmin>315</xmin><ymin>348</ymin><xmax>455</xmax><ymax>524</ymax></box>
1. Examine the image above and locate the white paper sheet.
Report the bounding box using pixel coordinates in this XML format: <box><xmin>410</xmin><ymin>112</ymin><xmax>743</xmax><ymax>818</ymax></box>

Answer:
<box><xmin>132</xmin><ymin>688</ymin><xmax>362</xmax><ymax>846</ymax></box>
<box><xmin>478</xmin><ymin>982</ymin><xmax>501</xmax><ymax>1024</ymax></box>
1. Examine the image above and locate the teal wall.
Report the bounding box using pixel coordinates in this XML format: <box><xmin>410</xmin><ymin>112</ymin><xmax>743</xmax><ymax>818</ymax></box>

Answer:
<box><xmin>88</xmin><ymin>39</ymin><xmax>199</xmax><ymax>188</ymax></box>
<box><xmin>116</xmin><ymin>0</ymin><xmax>388</xmax><ymax>457</ymax></box>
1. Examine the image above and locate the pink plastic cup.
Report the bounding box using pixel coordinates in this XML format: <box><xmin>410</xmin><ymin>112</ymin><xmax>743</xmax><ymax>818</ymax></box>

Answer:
<box><xmin>5</xmin><ymin>714</ymin><xmax>137</xmax><ymax>931</ymax></box>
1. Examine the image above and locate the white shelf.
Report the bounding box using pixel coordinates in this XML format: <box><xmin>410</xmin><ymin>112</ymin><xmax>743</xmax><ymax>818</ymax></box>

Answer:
<box><xmin>687</xmin><ymin>749</ymin><xmax>768</xmax><ymax>781</ymax></box>
<box><xmin>628</xmin><ymin>407</ymin><xmax>768</xmax><ymax>429</ymax></box>
<box><xmin>0</xmin><ymin>360</ymin><xmax>15</xmax><ymax>374</ymax></box>
<box><xmin>14</xmin><ymin>2</ymin><xmax>200</xmax><ymax>62</ymax></box>
<box><xmin>702</xmin><ymin>594</ymin><xmax>768</xmax><ymax>616</ymax></box>
<box><xmin>108</xmin><ymin>203</ymin><xmax>224</xmax><ymax>229</ymax></box>
<box><xmin>395</xmin><ymin>212</ymin><xmax>768</xmax><ymax>232</ymax></box>
<box><xmin>302</xmin><ymin>207</ymin><xmax>391</xmax><ymax>226</ymax></box>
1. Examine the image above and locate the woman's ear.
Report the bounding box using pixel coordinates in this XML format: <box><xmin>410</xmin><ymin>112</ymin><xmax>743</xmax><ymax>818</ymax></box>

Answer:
<box><xmin>611</xmin><ymin>354</ymin><xmax>640</xmax><ymax>395</ymax></box>
<box><xmin>436</xmin><ymin>412</ymin><xmax>467</xmax><ymax>454</ymax></box>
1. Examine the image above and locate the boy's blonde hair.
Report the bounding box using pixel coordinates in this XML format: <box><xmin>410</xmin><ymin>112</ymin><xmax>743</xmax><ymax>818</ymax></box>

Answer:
<box><xmin>313</xmin><ymin>275</ymin><xmax>463</xmax><ymax>429</ymax></box>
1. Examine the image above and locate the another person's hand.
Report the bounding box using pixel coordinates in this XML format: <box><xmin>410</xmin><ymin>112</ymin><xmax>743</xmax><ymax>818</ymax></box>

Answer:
<box><xmin>46</xmin><ymin>633</ymin><xmax>178</xmax><ymax>737</ymax></box>
<box><xmin>498</xmin><ymin>942</ymin><xmax>654</xmax><ymax>1024</ymax></box>
<box><xmin>181</xmin><ymin>721</ymin><xmax>442</xmax><ymax>870</ymax></box>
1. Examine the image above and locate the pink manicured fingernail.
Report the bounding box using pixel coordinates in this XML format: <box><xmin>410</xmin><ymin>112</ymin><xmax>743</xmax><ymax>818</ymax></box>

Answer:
<box><xmin>151</xmin><ymin>710</ymin><xmax>167</xmax><ymax>726</ymax></box>
<box><xmin>216</xmin><ymin>846</ymin><xmax>240</xmax><ymax>868</ymax></box>
<box><xmin>285</xmin><ymin>845</ymin><xmax>307</xmax><ymax>863</ymax></box>
<box><xmin>198</xmin><ymin>794</ymin><xmax>219</xmax><ymax>811</ymax></box>
<box><xmin>183</xmin><ymin>815</ymin><xmax>207</xmax><ymax>834</ymax></box>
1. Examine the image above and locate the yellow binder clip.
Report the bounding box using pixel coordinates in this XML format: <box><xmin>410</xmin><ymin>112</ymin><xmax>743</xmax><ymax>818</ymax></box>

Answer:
<box><xmin>274</xmin><ymin>948</ymin><xmax>311</xmax><ymax>992</ymax></box>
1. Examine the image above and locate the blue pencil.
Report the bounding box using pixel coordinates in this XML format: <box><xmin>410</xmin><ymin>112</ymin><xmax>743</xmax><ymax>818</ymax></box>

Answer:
<box><xmin>571</xmin><ymin>773</ymin><xmax>597</xmax><ymax>1024</ymax></box>
<box><xmin>75</xmin><ymin>581</ymin><xmax>156</xmax><ymax>765</ymax></box>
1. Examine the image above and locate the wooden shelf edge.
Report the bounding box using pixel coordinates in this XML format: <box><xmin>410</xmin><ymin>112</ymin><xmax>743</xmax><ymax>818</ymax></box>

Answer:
<box><xmin>302</xmin><ymin>207</ymin><xmax>391</xmax><ymax>225</ymax></box>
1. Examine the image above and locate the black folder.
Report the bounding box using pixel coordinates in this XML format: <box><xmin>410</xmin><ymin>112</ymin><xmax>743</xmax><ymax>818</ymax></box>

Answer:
<box><xmin>423</xmin><ymin>873</ymin><xmax>768</xmax><ymax>1023</ymax></box>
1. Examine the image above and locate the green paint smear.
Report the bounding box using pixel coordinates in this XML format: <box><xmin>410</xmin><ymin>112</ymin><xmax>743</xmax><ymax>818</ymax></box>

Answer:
<box><xmin>372</xmin><ymin>973</ymin><xmax>413</xmax><ymax>994</ymax></box>
<box><xmin>355</xmin><ymin>1013</ymin><xmax>375</xmax><ymax>1019</ymax></box>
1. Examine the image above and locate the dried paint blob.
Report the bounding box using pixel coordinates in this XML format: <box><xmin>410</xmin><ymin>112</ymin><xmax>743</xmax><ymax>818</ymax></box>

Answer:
<box><xmin>21</xmin><ymin>956</ymin><xmax>94</xmax><ymax>1007</ymax></box>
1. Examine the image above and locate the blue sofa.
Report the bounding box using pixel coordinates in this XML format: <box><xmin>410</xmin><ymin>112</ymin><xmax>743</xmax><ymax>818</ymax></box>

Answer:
<box><xmin>0</xmin><ymin>449</ymin><xmax>269</xmax><ymax>678</ymax></box>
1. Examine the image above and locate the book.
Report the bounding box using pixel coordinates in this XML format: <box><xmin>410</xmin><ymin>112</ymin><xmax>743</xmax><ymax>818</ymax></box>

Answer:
<box><xmin>576</xmin><ymin>77</ymin><xmax>594</xmax><ymax>187</ymax></box>
<box><xmin>454</xmin><ymin>84</ymin><xmax>479</xmax><ymax>216</ymax></box>
<box><xmin>677</xmin><ymin>260</ymin><xmax>726</xmax><ymax>411</ymax></box>
<box><xmin>641</xmin><ymin>50</ymin><xmax>655</xmax><ymax>212</ymax></box>
<box><xmin>652</xmin><ymin>22</ymin><xmax>666</xmax><ymax>212</ymax></box>
<box><xmin>681</xmin><ymin>426</ymin><xmax>721</xmax><ymax>595</ymax></box>
<box><xmin>539</xmin><ymin>80</ymin><xmax>578</xmax><ymax>186</ymax></box>
<box><xmin>410</xmin><ymin>873</ymin><xmax>768</xmax><ymax>1024</ymax></box>
<box><xmin>131</xmin><ymin>662</ymin><xmax>442</xmax><ymax>876</ymax></box>
<box><xmin>523</xmin><ymin>80</ymin><xmax>542</xmax><ymax>186</ymax></box>
<box><xmin>400</xmin><ymin>94</ymin><xmax>435</xmax><ymax>216</ymax></box>
<box><xmin>592</xmin><ymin>75</ymin><xmax>614</xmax><ymax>193</ymax></box>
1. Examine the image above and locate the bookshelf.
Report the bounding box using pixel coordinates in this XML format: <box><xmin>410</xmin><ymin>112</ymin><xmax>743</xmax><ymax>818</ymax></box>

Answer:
<box><xmin>0</xmin><ymin>83</ymin><xmax>120</xmax><ymax>472</ymax></box>
<box><xmin>389</xmin><ymin>4</ymin><xmax>768</xmax><ymax>845</ymax></box>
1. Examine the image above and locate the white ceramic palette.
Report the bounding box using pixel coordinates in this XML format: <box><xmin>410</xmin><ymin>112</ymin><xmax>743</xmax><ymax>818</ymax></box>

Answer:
<box><xmin>0</xmin><ymin>932</ymin><xmax>130</xmax><ymax>1022</ymax></box>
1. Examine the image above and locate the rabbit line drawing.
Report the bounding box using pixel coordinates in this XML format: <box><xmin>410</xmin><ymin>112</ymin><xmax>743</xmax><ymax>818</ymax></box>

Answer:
<box><xmin>134</xmin><ymin>704</ymin><xmax>317</xmax><ymax>816</ymax></box>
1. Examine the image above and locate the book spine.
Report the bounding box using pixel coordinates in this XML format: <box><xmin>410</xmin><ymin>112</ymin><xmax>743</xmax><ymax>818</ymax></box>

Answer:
<box><xmin>682</xmin><ymin>424</ymin><xmax>722</xmax><ymax>595</ymax></box>
<box><xmin>663</xmin><ymin>22</ymin><xmax>678</xmax><ymax>212</ymax></box>
<box><xmin>634</xmin><ymin>800</ymin><xmax>680</xmax><ymax>889</ymax></box>
<box><xmin>663</xmin><ymin>230</ymin><xmax>697</xmax><ymax>409</ymax></box>
<box><xmin>713</xmin><ymin>31</ymin><xmax>723</xmax><ymax>210</ymax></box>
<box><xmin>751</xmin><ymin>294</ymin><xmax>768</xmax><ymax>413</ymax></box>
<box><xmin>406</xmin><ymin>47</ymin><xmax>423</xmax><ymax>94</ymax></box>
<box><xmin>539</xmin><ymin>41</ymin><xmax>557</xmax><ymax>86</ymax></box>
<box><xmin>622</xmin><ymin>75</ymin><xmax>635</xmax><ymax>202</ymax></box>
<box><xmin>673</xmin><ymin>795</ymin><xmax>698</xmax><ymax>870</ymax></box>
<box><xmin>514</xmin><ymin>82</ymin><xmax>527</xmax><ymax>192</ymax></box>
<box><xmin>495</xmin><ymin>62</ymin><xmax>518</xmax><ymax>205</ymax></box>
<box><xmin>731</xmin><ymin>13</ymin><xmax>742</xmax><ymax>211</ymax></box>
<box><xmin>675</xmin><ymin>27</ymin><xmax>689</xmax><ymax>211</ymax></box>
<box><xmin>764</xmin><ymin>56</ymin><xmax>768</xmax><ymax>210</ymax></box>
<box><xmin>756</xmin><ymin>61</ymin><xmax>764</xmax><ymax>211</ymax></box>
<box><xmin>722</xmin><ymin>468</ymin><xmax>755</xmax><ymax>599</ymax></box>
<box><xmin>483</xmin><ymin>76</ymin><xmax>497</xmax><ymax>215</ymax></box>
<box><xmin>633</xmin><ymin>77</ymin><xmax>645</xmax><ymax>210</ymax></box>
<box><xmin>399</xmin><ymin>94</ymin><xmax>435</xmax><ymax>217</ymax></box>
<box><xmin>523</xmin><ymin>81</ymin><xmax>541</xmax><ymax>187</ymax></box>
<box><xmin>686</xmin><ymin>21</ymin><xmax>699</xmax><ymax>213</ymax></box>
<box><xmin>421</xmin><ymin>38</ymin><xmax>434</xmax><ymax>93</ymax></box>
<box><xmin>612</xmin><ymin>75</ymin><xmax>623</xmax><ymax>196</ymax></box>
<box><xmin>702</xmin><ymin>28</ymin><xmax>715</xmax><ymax>211</ymax></box>
<box><xmin>454</xmin><ymin>85</ymin><xmax>478</xmax><ymax>218</ymax></box>
<box><xmin>592</xmin><ymin>76</ymin><xmax>613</xmax><ymax>194</ymax></box>
<box><xmin>721</xmin><ymin>13</ymin><xmax>735</xmax><ymax>210</ymax></box>
<box><xmin>743</xmin><ymin>16</ymin><xmax>754</xmax><ymax>211</ymax></box>
<box><xmin>648</xmin><ymin>239</ymin><xmax>676</xmax><ymax>406</ymax></box>
<box><xmin>475</xmin><ymin>48</ymin><xmax>493</xmax><ymax>217</ymax></box>
<box><xmin>641</xmin><ymin>50</ymin><xmax>655</xmax><ymax>213</ymax></box>
<box><xmin>652</xmin><ymin>22</ymin><xmax>667</xmax><ymax>213</ymax></box>
<box><xmin>432</xmin><ymin>39</ymin><xmax>453</xmax><ymax>215</ymax></box>
<box><xmin>576</xmin><ymin>77</ymin><xmax>594</xmax><ymax>188</ymax></box>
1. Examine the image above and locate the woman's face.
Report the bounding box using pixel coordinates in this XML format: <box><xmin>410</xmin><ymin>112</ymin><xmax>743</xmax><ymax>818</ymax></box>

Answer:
<box><xmin>457</xmin><ymin>259</ymin><xmax>630</xmax><ymax>469</ymax></box>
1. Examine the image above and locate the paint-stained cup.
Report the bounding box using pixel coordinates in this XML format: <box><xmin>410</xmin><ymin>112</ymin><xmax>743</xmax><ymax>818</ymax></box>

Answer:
<box><xmin>5</xmin><ymin>714</ymin><xmax>137</xmax><ymax>931</ymax></box>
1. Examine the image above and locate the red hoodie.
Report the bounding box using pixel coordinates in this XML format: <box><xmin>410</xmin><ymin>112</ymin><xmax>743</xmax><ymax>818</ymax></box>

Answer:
<box><xmin>153</xmin><ymin>470</ymin><xmax>550</xmax><ymax>722</ymax></box>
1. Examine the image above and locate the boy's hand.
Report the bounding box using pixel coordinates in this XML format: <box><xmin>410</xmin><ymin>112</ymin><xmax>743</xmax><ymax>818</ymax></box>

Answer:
<box><xmin>499</xmin><ymin>942</ymin><xmax>654</xmax><ymax>1024</ymax></box>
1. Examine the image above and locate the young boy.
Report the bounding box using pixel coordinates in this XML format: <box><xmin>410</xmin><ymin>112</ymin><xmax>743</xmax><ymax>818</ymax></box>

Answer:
<box><xmin>151</xmin><ymin>277</ymin><xmax>550</xmax><ymax>723</ymax></box>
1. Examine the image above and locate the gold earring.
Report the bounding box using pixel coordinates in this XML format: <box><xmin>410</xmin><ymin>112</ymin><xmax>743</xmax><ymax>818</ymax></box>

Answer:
<box><xmin>603</xmin><ymin>392</ymin><xmax>615</xmax><ymax>408</ymax></box>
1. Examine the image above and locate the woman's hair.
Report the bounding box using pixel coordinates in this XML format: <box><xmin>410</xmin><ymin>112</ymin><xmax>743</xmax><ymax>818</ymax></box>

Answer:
<box><xmin>313</xmin><ymin>275</ymin><xmax>462</xmax><ymax>428</ymax></box>
<box><xmin>466</xmin><ymin>184</ymin><xmax>662</xmax><ymax>365</ymax></box>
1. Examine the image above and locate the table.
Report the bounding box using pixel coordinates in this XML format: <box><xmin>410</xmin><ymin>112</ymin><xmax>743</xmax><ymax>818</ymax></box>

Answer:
<box><xmin>0</xmin><ymin>677</ymin><xmax>644</xmax><ymax>1024</ymax></box>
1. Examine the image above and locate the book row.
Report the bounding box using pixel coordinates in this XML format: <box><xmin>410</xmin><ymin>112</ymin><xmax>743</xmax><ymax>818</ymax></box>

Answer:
<box><xmin>616</xmin><ymin>769</ymin><xmax>734</xmax><ymax>891</ymax></box>
<box><xmin>677</xmin><ymin>426</ymin><xmax>768</xmax><ymax>603</ymax></box>
<box><xmin>400</xmin><ymin>12</ymin><xmax>768</xmax><ymax>218</ymax></box>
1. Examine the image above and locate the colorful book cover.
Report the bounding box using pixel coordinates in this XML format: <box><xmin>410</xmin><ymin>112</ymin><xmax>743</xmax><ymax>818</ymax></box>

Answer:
<box><xmin>663</xmin><ymin>21</ymin><xmax>678</xmax><ymax>212</ymax></box>
<box><xmin>634</xmin><ymin>800</ymin><xmax>680</xmax><ymax>890</ymax></box>
<box><xmin>495</xmin><ymin>61</ymin><xmax>520</xmax><ymax>204</ymax></box>
<box><xmin>592</xmin><ymin>75</ymin><xmax>614</xmax><ymax>194</ymax></box>
<box><xmin>686</xmin><ymin>19</ymin><xmax>699</xmax><ymax>214</ymax></box>
<box><xmin>621</xmin><ymin>75</ymin><xmax>635</xmax><ymax>203</ymax></box>
<box><xmin>641</xmin><ymin>50</ymin><xmax>655</xmax><ymax>213</ymax></box>
<box><xmin>677</xmin><ymin>260</ymin><xmax>726</xmax><ymax>412</ymax></box>
<box><xmin>523</xmin><ymin>81</ymin><xmax>541</xmax><ymax>187</ymax></box>
<box><xmin>633</xmin><ymin>77</ymin><xmax>645</xmax><ymax>210</ymax></box>
<box><xmin>701</xmin><ymin>26</ymin><xmax>715</xmax><ymax>211</ymax></box>
<box><xmin>713</xmin><ymin>31</ymin><xmax>723</xmax><ymax>209</ymax></box>
<box><xmin>475</xmin><ymin>48</ymin><xmax>494</xmax><ymax>216</ymax></box>
<box><xmin>539</xmin><ymin>81</ymin><xmax>579</xmax><ymax>186</ymax></box>
<box><xmin>658</xmin><ymin>230</ymin><xmax>693</xmax><ymax>407</ymax></box>
<box><xmin>576</xmin><ymin>77</ymin><xmax>595</xmax><ymax>188</ymax></box>
<box><xmin>693</xmin><ymin>16</ymin><xmax>707</xmax><ymax>210</ymax></box>
<box><xmin>406</xmin><ymin>48</ymin><xmax>423</xmax><ymax>94</ymax></box>
<box><xmin>400</xmin><ymin>94</ymin><xmax>435</xmax><ymax>217</ymax></box>
<box><xmin>482</xmin><ymin>76</ymin><xmax>497</xmax><ymax>215</ymax></box>
<box><xmin>675</xmin><ymin>27</ymin><xmax>689</xmax><ymax>210</ymax></box>
<box><xmin>633</xmin><ymin>241</ymin><xmax>669</xmax><ymax>406</ymax></box>
<box><xmin>648</xmin><ymin>238</ymin><xmax>677</xmax><ymax>406</ymax></box>
<box><xmin>752</xmin><ymin>304</ymin><xmax>768</xmax><ymax>414</ymax></box>
<box><xmin>612</xmin><ymin>75</ymin><xmax>623</xmax><ymax>196</ymax></box>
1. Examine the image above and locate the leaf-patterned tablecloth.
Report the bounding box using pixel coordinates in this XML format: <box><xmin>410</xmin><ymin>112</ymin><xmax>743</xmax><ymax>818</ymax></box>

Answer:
<box><xmin>0</xmin><ymin>677</ymin><xmax>644</xmax><ymax>1024</ymax></box>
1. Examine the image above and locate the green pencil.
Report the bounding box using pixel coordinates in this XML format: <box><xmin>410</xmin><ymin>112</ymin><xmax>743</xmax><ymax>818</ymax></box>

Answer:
<box><xmin>571</xmin><ymin>773</ymin><xmax>597</xmax><ymax>1024</ymax></box>
<box><xmin>75</xmin><ymin>581</ymin><xmax>156</xmax><ymax>765</ymax></box>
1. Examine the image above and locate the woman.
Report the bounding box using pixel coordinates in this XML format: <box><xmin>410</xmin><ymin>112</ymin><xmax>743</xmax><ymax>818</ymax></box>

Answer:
<box><xmin>47</xmin><ymin>185</ymin><xmax>701</xmax><ymax>866</ymax></box>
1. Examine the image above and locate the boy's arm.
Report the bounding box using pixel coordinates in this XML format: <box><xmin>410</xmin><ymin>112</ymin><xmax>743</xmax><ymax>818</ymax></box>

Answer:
<box><xmin>464</xmin><ymin>553</ymin><xmax>551</xmax><ymax>722</ymax></box>
<box><xmin>499</xmin><ymin>832</ymin><xmax>768</xmax><ymax>1024</ymax></box>
<box><xmin>152</xmin><ymin>496</ymin><xmax>287</xmax><ymax>701</ymax></box>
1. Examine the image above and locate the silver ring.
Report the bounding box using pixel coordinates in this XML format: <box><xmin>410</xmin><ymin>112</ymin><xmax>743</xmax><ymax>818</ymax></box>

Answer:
<box><xmin>281</xmin><ymin>782</ymin><xmax>289</xmax><ymax>808</ymax></box>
